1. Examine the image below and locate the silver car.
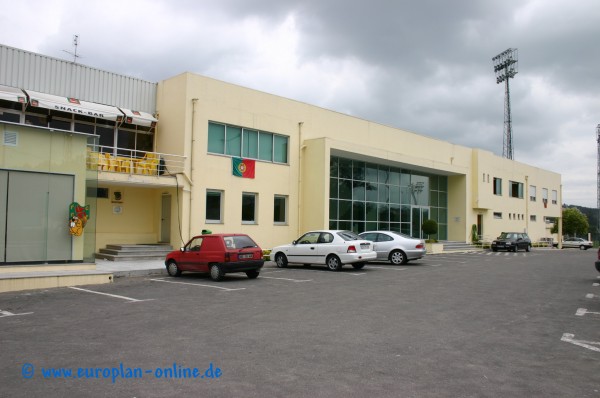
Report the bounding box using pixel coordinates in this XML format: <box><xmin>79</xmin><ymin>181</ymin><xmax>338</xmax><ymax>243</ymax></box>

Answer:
<box><xmin>359</xmin><ymin>231</ymin><xmax>426</xmax><ymax>265</ymax></box>
<box><xmin>561</xmin><ymin>237</ymin><xmax>593</xmax><ymax>250</ymax></box>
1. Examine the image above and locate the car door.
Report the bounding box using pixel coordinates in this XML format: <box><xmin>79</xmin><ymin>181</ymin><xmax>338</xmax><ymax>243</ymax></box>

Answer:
<box><xmin>373</xmin><ymin>233</ymin><xmax>394</xmax><ymax>261</ymax></box>
<box><xmin>516</xmin><ymin>234</ymin><xmax>525</xmax><ymax>250</ymax></box>
<box><xmin>178</xmin><ymin>237</ymin><xmax>205</xmax><ymax>271</ymax></box>
<box><xmin>359</xmin><ymin>232</ymin><xmax>389</xmax><ymax>261</ymax></box>
<box><xmin>287</xmin><ymin>232</ymin><xmax>321</xmax><ymax>264</ymax></box>
<box><xmin>315</xmin><ymin>232</ymin><xmax>337</xmax><ymax>263</ymax></box>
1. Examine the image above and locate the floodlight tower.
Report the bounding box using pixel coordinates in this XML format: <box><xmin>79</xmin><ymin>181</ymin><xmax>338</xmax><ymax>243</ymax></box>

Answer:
<box><xmin>597</xmin><ymin>124</ymin><xmax>600</xmax><ymax>212</ymax></box>
<box><xmin>492</xmin><ymin>48</ymin><xmax>518</xmax><ymax>159</ymax></box>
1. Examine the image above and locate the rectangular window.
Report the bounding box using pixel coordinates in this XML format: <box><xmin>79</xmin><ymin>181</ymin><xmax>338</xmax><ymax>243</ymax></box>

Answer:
<box><xmin>552</xmin><ymin>190</ymin><xmax>558</xmax><ymax>205</ymax></box>
<box><xmin>242</xmin><ymin>192</ymin><xmax>257</xmax><ymax>224</ymax></box>
<box><xmin>242</xmin><ymin>129</ymin><xmax>258</xmax><ymax>158</ymax></box>
<box><xmin>258</xmin><ymin>132</ymin><xmax>273</xmax><ymax>161</ymax></box>
<box><xmin>493</xmin><ymin>212</ymin><xmax>502</xmax><ymax>219</ymax></box>
<box><xmin>530</xmin><ymin>215</ymin><xmax>537</xmax><ymax>222</ymax></box>
<box><xmin>274</xmin><ymin>195</ymin><xmax>287</xmax><ymax>224</ymax></box>
<box><xmin>208</xmin><ymin>122</ymin><xmax>225</xmax><ymax>154</ymax></box>
<box><xmin>542</xmin><ymin>188</ymin><xmax>548</xmax><ymax>206</ymax></box>
<box><xmin>209</xmin><ymin>122</ymin><xmax>288</xmax><ymax>164</ymax></box>
<box><xmin>206</xmin><ymin>190</ymin><xmax>223</xmax><ymax>223</ymax></box>
<box><xmin>493</xmin><ymin>178</ymin><xmax>502</xmax><ymax>195</ymax></box>
<box><xmin>273</xmin><ymin>134</ymin><xmax>288</xmax><ymax>163</ymax></box>
<box><xmin>225</xmin><ymin>126</ymin><xmax>242</xmax><ymax>157</ymax></box>
<box><xmin>530</xmin><ymin>185</ymin><xmax>536</xmax><ymax>201</ymax></box>
<box><xmin>509</xmin><ymin>181</ymin><xmax>523</xmax><ymax>198</ymax></box>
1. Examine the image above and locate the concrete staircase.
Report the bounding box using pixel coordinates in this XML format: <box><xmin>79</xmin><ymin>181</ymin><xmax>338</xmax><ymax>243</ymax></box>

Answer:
<box><xmin>95</xmin><ymin>244</ymin><xmax>173</xmax><ymax>261</ymax></box>
<box><xmin>441</xmin><ymin>241</ymin><xmax>485</xmax><ymax>253</ymax></box>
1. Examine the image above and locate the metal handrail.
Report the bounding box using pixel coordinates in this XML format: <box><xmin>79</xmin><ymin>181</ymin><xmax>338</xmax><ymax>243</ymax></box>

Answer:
<box><xmin>87</xmin><ymin>144</ymin><xmax>186</xmax><ymax>175</ymax></box>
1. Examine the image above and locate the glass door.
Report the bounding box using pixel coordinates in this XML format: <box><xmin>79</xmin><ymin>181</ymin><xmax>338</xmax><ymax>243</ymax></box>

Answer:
<box><xmin>411</xmin><ymin>206</ymin><xmax>430</xmax><ymax>239</ymax></box>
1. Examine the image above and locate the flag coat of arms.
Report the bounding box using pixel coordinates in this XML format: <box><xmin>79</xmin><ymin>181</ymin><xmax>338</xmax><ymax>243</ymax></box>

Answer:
<box><xmin>232</xmin><ymin>157</ymin><xmax>255</xmax><ymax>178</ymax></box>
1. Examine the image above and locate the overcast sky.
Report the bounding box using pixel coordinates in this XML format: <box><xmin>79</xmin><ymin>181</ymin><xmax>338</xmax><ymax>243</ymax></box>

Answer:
<box><xmin>1</xmin><ymin>0</ymin><xmax>599</xmax><ymax>207</ymax></box>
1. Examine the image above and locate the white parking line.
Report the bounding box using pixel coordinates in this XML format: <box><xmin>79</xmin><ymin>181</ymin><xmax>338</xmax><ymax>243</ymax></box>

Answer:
<box><xmin>561</xmin><ymin>333</ymin><xmax>600</xmax><ymax>353</ymax></box>
<box><xmin>259</xmin><ymin>276</ymin><xmax>312</xmax><ymax>282</ymax></box>
<box><xmin>576</xmin><ymin>308</ymin><xmax>600</xmax><ymax>317</ymax></box>
<box><xmin>586</xmin><ymin>293</ymin><xmax>597</xmax><ymax>299</ymax></box>
<box><xmin>268</xmin><ymin>267</ymin><xmax>365</xmax><ymax>276</ymax></box>
<box><xmin>593</xmin><ymin>283</ymin><xmax>599</xmax><ymax>287</ymax></box>
<box><xmin>149</xmin><ymin>278</ymin><xmax>246</xmax><ymax>291</ymax></box>
<box><xmin>0</xmin><ymin>309</ymin><xmax>33</xmax><ymax>318</ymax></box>
<box><xmin>68</xmin><ymin>286</ymin><xmax>154</xmax><ymax>302</ymax></box>
<box><xmin>366</xmin><ymin>266</ymin><xmax>407</xmax><ymax>271</ymax></box>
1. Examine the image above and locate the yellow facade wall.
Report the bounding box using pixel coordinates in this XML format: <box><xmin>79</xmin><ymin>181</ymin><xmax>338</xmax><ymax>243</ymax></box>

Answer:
<box><xmin>154</xmin><ymin>73</ymin><xmax>562</xmax><ymax>249</ymax></box>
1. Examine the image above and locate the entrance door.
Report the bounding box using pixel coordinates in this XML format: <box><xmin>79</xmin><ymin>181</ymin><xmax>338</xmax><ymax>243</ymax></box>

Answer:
<box><xmin>411</xmin><ymin>206</ymin><xmax>430</xmax><ymax>239</ymax></box>
<box><xmin>1</xmin><ymin>170</ymin><xmax>73</xmax><ymax>263</ymax></box>
<box><xmin>160</xmin><ymin>194</ymin><xmax>171</xmax><ymax>243</ymax></box>
<box><xmin>477</xmin><ymin>214</ymin><xmax>483</xmax><ymax>241</ymax></box>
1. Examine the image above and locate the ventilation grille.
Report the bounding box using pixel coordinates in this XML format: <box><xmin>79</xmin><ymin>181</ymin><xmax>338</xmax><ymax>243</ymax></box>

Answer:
<box><xmin>3</xmin><ymin>131</ymin><xmax>17</xmax><ymax>146</ymax></box>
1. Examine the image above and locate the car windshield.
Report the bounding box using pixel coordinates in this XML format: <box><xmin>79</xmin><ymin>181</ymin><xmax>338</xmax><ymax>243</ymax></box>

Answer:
<box><xmin>337</xmin><ymin>231</ymin><xmax>361</xmax><ymax>241</ymax></box>
<box><xmin>223</xmin><ymin>235</ymin><xmax>257</xmax><ymax>249</ymax></box>
<box><xmin>498</xmin><ymin>233</ymin><xmax>516</xmax><ymax>239</ymax></box>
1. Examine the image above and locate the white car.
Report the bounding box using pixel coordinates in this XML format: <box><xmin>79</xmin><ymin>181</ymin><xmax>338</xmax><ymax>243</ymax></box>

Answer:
<box><xmin>359</xmin><ymin>231</ymin><xmax>426</xmax><ymax>265</ymax></box>
<box><xmin>270</xmin><ymin>230</ymin><xmax>377</xmax><ymax>271</ymax></box>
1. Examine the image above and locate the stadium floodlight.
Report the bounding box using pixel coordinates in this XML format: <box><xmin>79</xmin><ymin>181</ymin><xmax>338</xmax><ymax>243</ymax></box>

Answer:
<box><xmin>492</xmin><ymin>48</ymin><xmax>518</xmax><ymax>159</ymax></box>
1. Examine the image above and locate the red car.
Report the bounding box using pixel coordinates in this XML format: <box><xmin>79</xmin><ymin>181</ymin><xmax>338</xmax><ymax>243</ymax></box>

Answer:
<box><xmin>165</xmin><ymin>233</ymin><xmax>264</xmax><ymax>281</ymax></box>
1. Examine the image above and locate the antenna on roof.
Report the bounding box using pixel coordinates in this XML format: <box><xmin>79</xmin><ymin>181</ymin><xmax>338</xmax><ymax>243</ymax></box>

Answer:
<box><xmin>63</xmin><ymin>35</ymin><xmax>82</xmax><ymax>63</ymax></box>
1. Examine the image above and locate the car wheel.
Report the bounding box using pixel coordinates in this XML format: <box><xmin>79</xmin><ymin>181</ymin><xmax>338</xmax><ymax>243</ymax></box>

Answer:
<box><xmin>210</xmin><ymin>264</ymin><xmax>225</xmax><ymax>281</ymax></box>
<box><xmin>389</xmin><ymin>250</ymin><xmax>407</xmax><ymax>265</ymax></box>
<box><xmin>513</xmin><ymin>246</ymin><xmax>518</xmax><ymax>252</ymax></box>
<box><xmin>352</xmin><ymin>262</ymin><xmax>365</xmax><ymax>270</ymax></box>
<box><xmin>246</xmin><ymin>270</ymin><xmax>259</xmax><ymax>279</ymax></box>
<box><xmin>526</xmin><ymin>244</ymin><xmax>530</xmax><ymax>252</ymax></box>
<box><xmin>166</xmin><ymin>260</ymin><xmax>181</xmax><ymax>277</ymax></box>
<box><xmin>326</xmin><ymin>255</ymin><xmax>342</xmax><ymax>271</ymax></box>
<box><xmin>580</xmin><ymin>245</ymin><xmax>586</xmax><ymax>250</ymax></box>
<box><xmin>492</xmin><ymin>248</ymin><xmax>498</xmax><ymax>252</ymax></box>
<box><xmin>275</xmin><ymin>253</ymin><xmax>288</xmax><ymax>268</ymax></box>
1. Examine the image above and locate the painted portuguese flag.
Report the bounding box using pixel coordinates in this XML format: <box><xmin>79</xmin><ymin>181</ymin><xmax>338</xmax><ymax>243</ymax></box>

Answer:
<box><xmin>232</xmin><ymin>157</ymin><xmax>255</xmax><ymax>178</ymax></box>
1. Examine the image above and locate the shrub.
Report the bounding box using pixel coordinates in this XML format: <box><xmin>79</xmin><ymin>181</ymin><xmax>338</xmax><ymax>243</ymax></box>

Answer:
<box><xmin>422</xmin><ymin>219</ymin><xmax>438</xmax><ymax>241</ymax></box>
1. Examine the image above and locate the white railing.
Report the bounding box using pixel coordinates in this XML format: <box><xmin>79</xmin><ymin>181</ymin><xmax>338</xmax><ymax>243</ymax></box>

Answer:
<box><xmin>86</xmin><ymin>145</ymin><xmax>186</xmax><ymax>175</ymax></box>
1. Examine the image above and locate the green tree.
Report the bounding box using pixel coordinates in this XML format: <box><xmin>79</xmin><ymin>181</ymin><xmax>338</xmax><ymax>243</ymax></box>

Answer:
<box><xmin>551</xmin><ymin>207</ymin><xmax>589</xmax><ymax>237</ymax></box>
<box><xmin>422</xmin><ymin>219</ymin><xmax>438</xmax><ymax>241</ymax></box>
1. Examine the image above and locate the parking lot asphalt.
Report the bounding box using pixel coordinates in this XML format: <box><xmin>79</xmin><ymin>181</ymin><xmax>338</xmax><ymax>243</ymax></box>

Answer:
<box><xmin>1</xmin><ymin>249</ymin><xmax>599</xmax><ymax>397</ymax></box>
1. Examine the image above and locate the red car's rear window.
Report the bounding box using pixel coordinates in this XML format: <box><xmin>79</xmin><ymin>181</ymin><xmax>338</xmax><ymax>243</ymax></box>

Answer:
<box><xmin>223</xmin><ymin>235</ymin><xmax>259</xmax><ymax>250</ymax></box>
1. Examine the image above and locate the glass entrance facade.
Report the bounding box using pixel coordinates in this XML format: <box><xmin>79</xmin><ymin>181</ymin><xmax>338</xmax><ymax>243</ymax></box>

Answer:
<box><xmin>328</xmin><ymin>156</ymin><xmax>448</xmax><ymax>239</ymax></box>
